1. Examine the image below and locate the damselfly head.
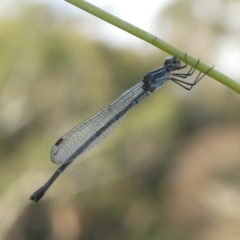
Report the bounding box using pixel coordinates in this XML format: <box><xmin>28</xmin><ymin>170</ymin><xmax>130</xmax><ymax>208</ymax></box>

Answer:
<box><xmin>164</xmin><ymin>57</ymin><xmax>181</xmax><ymax>71</ymax></box>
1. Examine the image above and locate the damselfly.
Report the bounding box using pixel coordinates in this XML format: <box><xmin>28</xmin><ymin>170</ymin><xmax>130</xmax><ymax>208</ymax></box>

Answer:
<box><xmin>30</xmin><ymin>55</ymin><xmax>213</xmax><ymax>202</ymax></box>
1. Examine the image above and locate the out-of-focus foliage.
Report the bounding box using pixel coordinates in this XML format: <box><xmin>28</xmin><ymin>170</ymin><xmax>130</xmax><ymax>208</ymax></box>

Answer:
<box><xmin>0</xmin><ymin>1</ymin><xmax>240</xmax><ymax>240</ymax></box>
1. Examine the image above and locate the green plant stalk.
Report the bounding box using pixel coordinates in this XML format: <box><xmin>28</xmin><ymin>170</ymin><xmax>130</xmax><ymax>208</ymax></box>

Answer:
<box><xmin>65</xmin><ymin>0</ymin><xmax>240</xmax><ymax>94</ymax></box>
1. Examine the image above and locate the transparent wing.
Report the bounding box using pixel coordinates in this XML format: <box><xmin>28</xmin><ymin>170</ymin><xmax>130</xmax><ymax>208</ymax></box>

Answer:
<box><xmin>51</xmin><ymin>82</ymin><xmax>144</xmax><ymax>164</ymax></box>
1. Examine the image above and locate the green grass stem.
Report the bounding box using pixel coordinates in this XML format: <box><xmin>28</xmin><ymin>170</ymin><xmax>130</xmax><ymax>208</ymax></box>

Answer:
<box><xmin>65</xmin><ymin>0</ymin><xmax>240</xmax><ymax>94</ymax></box>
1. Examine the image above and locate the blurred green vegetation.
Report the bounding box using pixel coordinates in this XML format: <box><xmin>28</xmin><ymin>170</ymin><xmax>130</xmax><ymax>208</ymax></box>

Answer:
<box><xmin>1</xmin><ymin>1</ymin><xmax>240</xmax><ymax>240</ymax></box>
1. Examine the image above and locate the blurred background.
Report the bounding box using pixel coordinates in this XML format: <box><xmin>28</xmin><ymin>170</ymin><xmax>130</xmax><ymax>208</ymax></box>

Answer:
<box><xmin>0</xmin><ymin>0</ymin><xmax>240</xmax><ymax>239</ymax></box>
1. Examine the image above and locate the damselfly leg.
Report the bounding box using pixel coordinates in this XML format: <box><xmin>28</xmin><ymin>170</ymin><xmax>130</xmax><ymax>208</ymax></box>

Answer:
<box><xmin>170</xmin><ymin>56</ymin><xmax>213</xmax><ymax>90</ymax></box>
